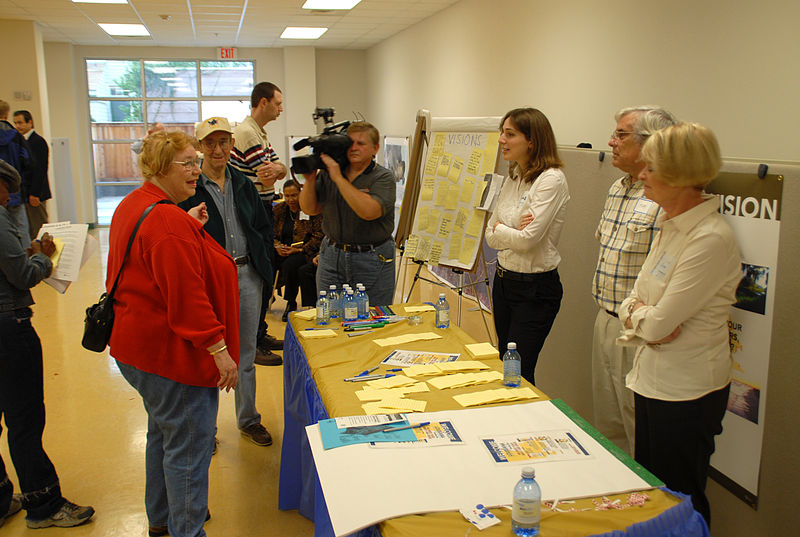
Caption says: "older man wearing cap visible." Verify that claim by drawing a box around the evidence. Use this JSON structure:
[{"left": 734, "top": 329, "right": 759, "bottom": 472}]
[
  {"left": 0, "top": 159, "right": 95, "bottom": 528},
  {"left": 179, "top": 118, "right": 275, "bottom": 448}
]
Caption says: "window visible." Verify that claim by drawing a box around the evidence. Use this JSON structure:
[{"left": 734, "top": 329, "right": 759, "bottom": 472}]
[{"left": 86, "top": 59, "right": 255, "bottom": 224}]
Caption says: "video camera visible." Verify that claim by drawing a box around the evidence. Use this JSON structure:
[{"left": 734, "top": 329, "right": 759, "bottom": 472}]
[{"left": 291, "top": 107, "right": 352, "bottom": 175}]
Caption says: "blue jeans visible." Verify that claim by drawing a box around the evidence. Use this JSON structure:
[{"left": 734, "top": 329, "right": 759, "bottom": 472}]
[
  {"left": 116, "top": 361, "right": 217, "bottom": 537},
  {"left": 316, "top": 237, "right": 396, "bottom": 306},
  {"left": 235, "top": 264, "right": 263, "bottom": 429},
  {"left": 0, "top": 311, "right": 65, "bottom": 521}
]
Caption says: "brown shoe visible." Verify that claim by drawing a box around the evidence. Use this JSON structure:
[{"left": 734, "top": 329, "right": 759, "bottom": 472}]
[
  {"left": 149, "top": 510, "right": 210, "bottom": 536},
  {"left": 240, "top": 423, "right": 273, "bottom": 446},
  {"left": 263, "top": 333, "right": 284, "bottom": 350},
  {"left": 254, "top": 347, "right": 282, "bottom": 366}
]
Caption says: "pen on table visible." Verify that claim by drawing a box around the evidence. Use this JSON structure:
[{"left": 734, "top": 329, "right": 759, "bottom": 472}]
[
  {"left": 366, "top": 421, "right": 431, "bottom": 434},
  {"left": 344, "top": 373, "right": 396, "bottom": 382},
  {"left": 356, "top": 366, "right": 379, "bottom": 377},
  {"left": 344, "top": 323, "right": 387, "bottom": 332},
  {"left": 304, "top": 327, "right": 339, "bottom": 330},
  {"left": 346, "top": 330, "right": 373, "bottom": 338}
]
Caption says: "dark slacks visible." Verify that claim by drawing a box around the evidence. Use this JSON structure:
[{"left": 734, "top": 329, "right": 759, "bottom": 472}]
[
  {"left": 0, "top": 312, "right": 65, "bottom": 520},
  {"left": 257, "top": 198, "right": 275, "bottom": 344},
  {"left": 634, "top": 384, "right": 730, "bottom": 527},
  {"left": 276, "top": 252, "right": 308, "bottom": 307},
  {"left": 492, "top": 268, "right": 562, "bottom": 385},
  {"left": 298, "top": 262, "right": 318, "bottom": 307}
]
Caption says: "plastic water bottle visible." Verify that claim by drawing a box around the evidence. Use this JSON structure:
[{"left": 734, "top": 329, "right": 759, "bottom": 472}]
[
  {"left": 503, "top": 342, "right": 521, "bottom": 387},
  {"left": 512, "top": 466, "right": 541, "bottom": 536},
  {"left": 328, "top": 285, "right": 340, "bottom": 319},
  {"left": 434, "top": 293, "right": 450, "bottom": 329},
  {"left": 356, "top": 284, "right": 369, "bottom": 319},
  {"left": 343, "top": 289, "right": 358, "bottom": 322},
  {"left": 315, "top": 290, "right": 330, "bottom": 325}
]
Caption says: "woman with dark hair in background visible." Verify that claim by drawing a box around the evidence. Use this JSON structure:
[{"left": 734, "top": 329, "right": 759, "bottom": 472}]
[
  {"left": 273, "top": 179, "right": 323, "bottom": 321},
  {"left": 485, "top": 108, "right": 570, "bottom": 385}
]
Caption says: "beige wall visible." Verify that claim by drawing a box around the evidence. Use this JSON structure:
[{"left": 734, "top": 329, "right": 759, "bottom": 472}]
[{"left": 366, "top": 0, "right": 800, "bottom": 162}]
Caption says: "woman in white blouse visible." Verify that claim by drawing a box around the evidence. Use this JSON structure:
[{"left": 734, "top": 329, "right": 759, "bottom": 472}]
[
  {"left": 485, "top": 108, "right": 569, "bottom": 385},
  {"left": 618, "top": 122, "right": 741, "bottom": 526}
]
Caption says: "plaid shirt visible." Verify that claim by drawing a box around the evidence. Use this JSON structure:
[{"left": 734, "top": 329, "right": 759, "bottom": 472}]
[{"left": 592, "top": 175, "right": 660, "bottom": 312}]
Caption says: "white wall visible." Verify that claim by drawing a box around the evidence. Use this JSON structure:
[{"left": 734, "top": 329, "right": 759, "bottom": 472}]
[{"left": 366, "top": 0, "right": 800, "bottom": 162}]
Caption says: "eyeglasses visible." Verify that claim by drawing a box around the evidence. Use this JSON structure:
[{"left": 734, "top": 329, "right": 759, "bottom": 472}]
[
  {"left": 201, "top": 139, "right": 232, "bottom": 151},
  {"left": 173, "top": 158, "right": 201, "bottom": 169},
  {"left": 610, "top": 130, "right": 636, "bottom": 142}
]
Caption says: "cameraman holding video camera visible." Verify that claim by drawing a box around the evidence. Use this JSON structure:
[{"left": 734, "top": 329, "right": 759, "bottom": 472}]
[{"left": 298, "top": 121, "right": 396, "bottom": 306}]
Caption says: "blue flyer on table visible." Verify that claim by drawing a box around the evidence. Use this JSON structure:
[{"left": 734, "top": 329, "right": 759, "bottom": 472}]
[{"left": 319, "top": 416, "right": 418, "bottom": 450}]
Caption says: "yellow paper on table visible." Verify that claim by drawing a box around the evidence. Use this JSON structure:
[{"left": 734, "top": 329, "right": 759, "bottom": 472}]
[
  {"left": 373, "top": 332, "right": 442, "bottom": 347},
  {"left": 372, "top": 398, "right": 428, "bottom": 413},
  {"left": 465, "top": 342, "right": 499, "bottom": 360},
  {"left": 403, "top": 304, "right": 435, "bottom": 313},
  {"left": 49, "top": 238, "right": 65, "bottom": 268},
  {"left": 365, "top": 375, "right": 418, "bottom": 389},
  {"left": 436, "top": 360, "right": 490, "bottom": 372},
  {"left": 362, "top": 399, "right": 427, "bottom": 414},
  {"left": 298, "top": 329, "right": 338, "bottom": 339},
  {"left": 404, "top": 364, "right": 444, "bottom": 377},
  {"left": 428, "top": 373, "right": 473, "bottom": 390},
  {"left": 293, "top": 308, "right": 317, "bottom": 320},
  {"left": 453, "top": 387, "right": 539, "bottom": 407},
  {"left": 361, "top": 383, "right": 430, "bottom": 394}
]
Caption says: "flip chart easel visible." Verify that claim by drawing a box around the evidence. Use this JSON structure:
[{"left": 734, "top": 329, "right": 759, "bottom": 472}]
[{"left": 395, "top": 110, "right": 502, "bottom": 341}]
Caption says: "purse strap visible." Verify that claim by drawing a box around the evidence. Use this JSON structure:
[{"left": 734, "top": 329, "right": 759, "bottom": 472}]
[{"left": 107, "top": 199, "right": 172, "bottom": 300}]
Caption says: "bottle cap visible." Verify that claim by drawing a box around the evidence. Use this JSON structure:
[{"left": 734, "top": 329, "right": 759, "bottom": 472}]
[
  {"left": 521, "top": 466, "right": 535, "bottom": 478},
  {"left": 320, "top": 291, "right": 326, "bottom": 296},
  {"left": 439, "top": 293, "right": 446, "bottom": 299},
  {"left": 329, "top": 284, "right": 336, "bottom": 289},
  {"left": 507, "top": 342, "right": 517, "bottom": 350}
]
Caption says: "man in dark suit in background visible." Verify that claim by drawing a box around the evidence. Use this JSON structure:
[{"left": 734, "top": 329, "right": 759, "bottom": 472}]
[{"left": 13, "top": 110, "right": 51, "bottom": 238}]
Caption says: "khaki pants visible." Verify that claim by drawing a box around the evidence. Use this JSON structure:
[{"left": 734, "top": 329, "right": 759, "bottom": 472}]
[{"left": 25, "top": 201, "right": 48, "bottom": 239}]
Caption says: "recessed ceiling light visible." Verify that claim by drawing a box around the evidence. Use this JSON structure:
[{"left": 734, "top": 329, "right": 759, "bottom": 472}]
[
  {"left": 302, "top": 0, "right": 361, "bottom": 9},
  {"left": 73, "top": 0, "right": 128, "bottom": 4},
  {"left": 280, "top": 27, "right": 328, "bottom": 40},
  {"left": 98, "top": 23, "right": 151, "bottom": 37}
]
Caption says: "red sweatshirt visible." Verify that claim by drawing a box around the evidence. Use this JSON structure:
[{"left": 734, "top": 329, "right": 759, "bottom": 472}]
[{"left": 107, "top": 182, "right": 240, "bottom": 387}]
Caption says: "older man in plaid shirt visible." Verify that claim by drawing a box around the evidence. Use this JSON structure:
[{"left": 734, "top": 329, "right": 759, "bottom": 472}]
[{"left": 591, "top": 106, "right": 677, "bottom": 455}]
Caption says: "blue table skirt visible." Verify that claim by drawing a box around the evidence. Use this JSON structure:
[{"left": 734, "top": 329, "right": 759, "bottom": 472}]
[{"left": 277, "top": 322, "right": 708, "bottom": 537}]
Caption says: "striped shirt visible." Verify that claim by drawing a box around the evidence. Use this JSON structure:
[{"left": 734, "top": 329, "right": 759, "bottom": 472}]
[
  {"left": 592, "top": 175, "right": 660, "bottom": 312},
  {"left": 230, "top": 115, "right": 280, "bottom": 202}
]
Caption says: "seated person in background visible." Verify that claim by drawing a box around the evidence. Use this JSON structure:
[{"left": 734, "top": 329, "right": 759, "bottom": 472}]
[
  {"left": 297, "top": 253, "right": 320, "bottom": 313},
  {"left": 273, "top": 179, "right": 323, "bottom": 321}
]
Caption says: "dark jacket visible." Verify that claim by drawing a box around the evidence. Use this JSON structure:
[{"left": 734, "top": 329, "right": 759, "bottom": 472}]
[
  {"left": 26, "top": 131, "right": 51, "bottom": 201},
  {"left": 179, "top": 163, "right": 273, "bottom": 286},
  {"left": 273, "top": 201, "right": 323, "bottom": 261},
  {"left": 0, "top": 120, "right": 33, "bottom": 204}
]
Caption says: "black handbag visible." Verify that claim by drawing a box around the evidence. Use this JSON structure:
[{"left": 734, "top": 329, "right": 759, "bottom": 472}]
[{"left": 82, "top": 200, "right": 170, "bottom": 352}]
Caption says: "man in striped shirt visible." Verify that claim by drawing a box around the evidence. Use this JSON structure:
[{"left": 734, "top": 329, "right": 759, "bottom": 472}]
[
  {"left": 232, "top": 82, "right": 288, "bottom": 366},
  {"left": 591, "top": 106, "right": 677, "bottom": 455}
]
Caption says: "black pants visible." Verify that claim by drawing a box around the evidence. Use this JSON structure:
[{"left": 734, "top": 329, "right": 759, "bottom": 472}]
[
  {"left": 275, "top": 252, "right": 308, "bottom": 307},
  {"left": 634, "top": 384, "right": 730, "bottom": 527},
  {"left": 492, "top": 268, "right": 562, "bottom": 385},
  {"left": 0, "top": 312, "right": 65, "bottom": 520},
  {"left": 257, "top": 198, "right": 275, "bottom": 343},
  {"left": 298, "top": 262, "right": 318, "bottom": 307}
]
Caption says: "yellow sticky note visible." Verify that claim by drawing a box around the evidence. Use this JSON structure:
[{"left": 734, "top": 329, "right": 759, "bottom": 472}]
[
  {"left": 436, "top": 360, "right": 490, "bottom": 372},
  {"left": 49, "top": 238, "right": 65, "bottom": 269},
  {"left": 424, "top": 155, "right": 438, "bottom": 176},
  {"left": 437, "top": 214, "right": 453, "bottom": 238},
  {"left": 466, "top": 148, "right": 483, "bottom": 175},
  {"left": 373, "top": 398, "right": 428, "bottom": 413},
  {"left": 459, "top": 237, "right": 477, "bottom": 266},
  {"left": 404, "top": 364, "right": 444, "bottom": 377},
  {"left": 448, "top": 235, "right": 462, "bottom": 260},
  {"left": 465, "top": 210, "right": 485, "bottom": 237},
  {"left": 460, "top": 176, "right": 476, "bottom": 204},
  {"left": 427, "top": 209, "right": 441, "bottom": 235},
  {"left": 417, "top": 206, "right": 430, "bottom": 232},
  {"left": 444, "top": 184, "right": 459, "bottom": 211},
  {"left": 453, "top": 208, "right": 469, "bottom": 232},
  {"left": 405, "top": 235, "right": 419, "bottom": 259},
  {"left": 421, "top": 175, "right": 435, "bottom": 201},
  {"left": 433, "top": 133, "right": 446, "bottom": 153},
  {"left": 298, "top": 329, "right": 338, "bottom": 339},
  {"left": 447, "top": 158, "right": 464, "bottom": 183},
  {"left": 437, "top": 153, "right": 452, "bottom": 177},
  {"left": 366, "top": 375, "right": 417, "bottom": 389},
  {"left": 429, "top": 241, "right": 443, "bottom": 266},
  {"left": 416, "top": 237, "right": 431, "bottom": 260},
  {"left": 480, "top": 133, "right": 500, "bottom": 175}
]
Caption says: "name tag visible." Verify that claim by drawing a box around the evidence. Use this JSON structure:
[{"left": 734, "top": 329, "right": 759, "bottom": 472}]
[
  {"left": 299, "top": 211, "right": 310, "bottom": 221},
  {"left": 650, "top": 251, "right": 675, "bottom": 280},
  {"left": 633, "top": 198, "right": 655, "bottom": 215}
]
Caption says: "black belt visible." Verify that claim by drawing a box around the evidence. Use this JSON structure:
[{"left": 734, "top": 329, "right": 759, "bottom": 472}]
[
  {"left": 496, "top": 265, "right": 556, "bottom": 282},
  {"left": 0, "top": 306, "right": 32, "bottom": 322},
  {"left": 233, "top": 254, "right": 250, "bottom": 266},
  {"left": 329, "top": 239, "right": 388, "bottom": 253},
  {"left": 605, "top": 309, "right": 619, "bottom": 318}
]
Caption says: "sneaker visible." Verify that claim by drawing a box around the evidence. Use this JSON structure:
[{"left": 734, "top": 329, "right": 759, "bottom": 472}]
[
  {"left": 26, "top": 500, "right": 94, "bottom": 529},
  {"left": 254, "top": 347, "right": 282, "bottom": 366},
  {"left": 0, "top": 494, "right": 22, "bottom": 528},
  {"left": 263, "top": 333, "right": 284, "bottom": 351},
  {"left": 240, "top": 423, "right": 273, "bottom": 446}
]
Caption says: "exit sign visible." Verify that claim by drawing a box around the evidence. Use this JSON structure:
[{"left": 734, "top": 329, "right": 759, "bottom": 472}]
[{"left": 217, "top": 47, "right": 237, "bottom": 60}]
